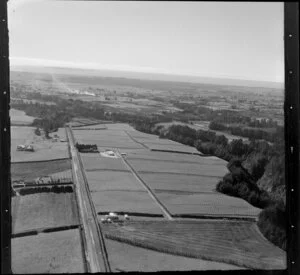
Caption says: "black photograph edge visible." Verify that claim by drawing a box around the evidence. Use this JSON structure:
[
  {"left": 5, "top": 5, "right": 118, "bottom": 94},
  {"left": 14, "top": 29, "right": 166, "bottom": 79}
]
[{"left": 0, "top": 1, "right": 299, "bottom": 274}]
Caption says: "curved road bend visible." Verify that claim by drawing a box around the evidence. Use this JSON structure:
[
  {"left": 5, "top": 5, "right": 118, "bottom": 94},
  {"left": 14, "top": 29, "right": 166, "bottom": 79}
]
[{"left": 66, "top": 126, "right": 111, "bottom": 273}]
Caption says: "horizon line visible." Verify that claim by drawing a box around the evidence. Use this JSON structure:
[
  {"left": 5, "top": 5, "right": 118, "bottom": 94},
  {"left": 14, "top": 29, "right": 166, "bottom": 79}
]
[{"left": 10, "top": 56, "right": 284, "bottom": 86}]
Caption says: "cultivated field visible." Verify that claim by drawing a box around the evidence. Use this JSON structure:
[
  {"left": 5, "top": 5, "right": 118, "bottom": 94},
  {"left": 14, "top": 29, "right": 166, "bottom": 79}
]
[
  {"left": 11, "top": 159, "right": 72, "bottom": 181},
  {"left": 11, "top": 126, "right": 69, "bottom": 162},
  {"left": 105, "top": 239, "right": 243, "bottom": 272},
  {"left": 12, "top": 229, "right": 85, "bottom": 273},
  {"left": 12, "top": 193, "right": 79, "bottom": 234},
  {"left": 48, "top": 169, "right": 73, "bottom": 182},
  {"left": 127, "top": 158, "right": 228, "bottom": 177},
  {"left": 125, "top": 130, "right": 200, "bottom": 153},
  {"left": 68, "top": 117, "right": 105, "bottom": 127},
  {"left": 73, "top": 129, "right": 143, "bottom": 149},
  {"left": 139, "top": 173, "right": 222, "bottom": 193},
  {"left": 81, "top": 154, "right": 128, "bottom": 172},
  {"left": 10, "top": 109, "right": 36, "bottom": 125},
  {"left": 91, "top": 190, "right": 164, "bottom": 215},
  {"left": 126, "top": 151, "right": 226, "bottom": 165},
  {"left": 86, "top": 170, "right": 145, "bottom": 192},
  {"left": 103, "top": 220, "right": 286, "bottom": 270},
  {"left": 155, "top": 192, "right": 261, "bottom": 218}
]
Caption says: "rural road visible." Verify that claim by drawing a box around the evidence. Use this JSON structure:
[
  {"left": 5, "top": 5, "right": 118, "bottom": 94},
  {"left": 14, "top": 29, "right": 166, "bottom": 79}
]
[{"left": 66, "top": 127, "right": 111, "bottom": 273}]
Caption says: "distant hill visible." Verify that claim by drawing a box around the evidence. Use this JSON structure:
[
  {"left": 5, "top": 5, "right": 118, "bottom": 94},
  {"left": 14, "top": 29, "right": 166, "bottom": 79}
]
[{"left": 11, "top": 64, "right": 284, "bottom": 93}]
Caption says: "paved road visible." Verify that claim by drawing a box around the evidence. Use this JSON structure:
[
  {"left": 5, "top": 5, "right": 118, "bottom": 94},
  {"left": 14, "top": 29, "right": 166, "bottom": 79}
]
[{"left": 66, "top": 127, "right": 111, "bottom": 273}]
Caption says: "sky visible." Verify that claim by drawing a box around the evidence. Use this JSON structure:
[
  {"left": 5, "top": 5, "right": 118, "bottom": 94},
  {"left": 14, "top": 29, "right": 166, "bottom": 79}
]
[{"left": 8, "top": 0, "right": 284, "bottom": 84}]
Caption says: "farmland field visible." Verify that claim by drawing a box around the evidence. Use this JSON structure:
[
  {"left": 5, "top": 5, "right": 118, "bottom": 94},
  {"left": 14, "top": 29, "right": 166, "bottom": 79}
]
[
  {"left": 86, "top": 171, "right": 145, "bottom": 192},
  {"left": 127, "top": 158, "right": 228, "bottom": 177},
  {"left": 91, "top": 190, "right": 164, "bottom": 215},
  {"left": 103, "top": 220, "right": 285, "bottom": 270},
  {"left": 12, "top": 229, "right": 85, "bottom": 273},
  {"left": 12, "top": 193, "right": 79, "bottom": 234},
  {"left": 48, "top": 169, "right": 73, "bottom": 182},
  {"left": 126, "top": 150, "right": 226, "bottom": 165},
  {"left": 73, "top": 129, "right": 144, "bottom": 149},
  {"left": 11, "top": 158, "right": 72, "bottom": 181},
  {"left": 105, "top": 239, "right": 243, "bottom": 272},
  {"left": 68, "top": 117, "right": 105, "bottom": 127},
  {"left": 139, "top": 173, "right": 222, "bottom": 193},
  {"left": 81, "top": 154, "right": 128, "bottom": 171},
  {"left": 11, "top": 126, "right": 69, "bottom": 162},
  {"left": 154, "top": 192, "right": 261, "bottom": 218},
  {"left": 10, "top": 108, "right": 36, "bottom": 125}
]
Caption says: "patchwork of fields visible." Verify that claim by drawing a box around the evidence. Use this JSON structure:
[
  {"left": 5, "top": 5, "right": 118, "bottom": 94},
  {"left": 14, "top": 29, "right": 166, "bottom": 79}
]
[
  {"left": 73, "top": 123, "right": 260, "bottom": 219},
  {"left": 103, "top": 220, "right": 286, "bottom": 270},
  {"left": 70, "top": 123, "right": 285, "bottom": 270}
]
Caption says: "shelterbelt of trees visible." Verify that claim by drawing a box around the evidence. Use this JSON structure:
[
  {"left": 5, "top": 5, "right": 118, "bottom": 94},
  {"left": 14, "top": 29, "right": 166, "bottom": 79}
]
[
  {"left": 135, "top": 122, "right": 286, "bottom": 250},
  {"left": 209, "top": 120, "right": 283, "bottom": 143}
]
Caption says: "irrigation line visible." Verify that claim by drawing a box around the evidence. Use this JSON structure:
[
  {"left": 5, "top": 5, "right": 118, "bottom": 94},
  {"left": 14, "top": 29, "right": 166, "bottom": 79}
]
[
  {"left": 117, "top": 150, "right": 173, "bottom": 221},
  {"left": 124, "top": 131, "right": 150, "bottom": 149}
]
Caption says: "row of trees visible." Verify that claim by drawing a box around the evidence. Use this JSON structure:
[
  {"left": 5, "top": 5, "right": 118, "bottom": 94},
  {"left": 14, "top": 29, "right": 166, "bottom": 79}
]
[
  {"left": 209, "top": 121, "right": 283, "bottom": 143},
  {"left": 18, "top": 185, "right": 73, "bottom": 195},
  {"left": 75, "top": 143, "right": 98, "bottom": 153}
]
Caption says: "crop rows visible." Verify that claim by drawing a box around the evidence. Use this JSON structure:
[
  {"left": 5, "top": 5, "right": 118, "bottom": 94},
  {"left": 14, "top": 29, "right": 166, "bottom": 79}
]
[
  {"left": 12, "top": 193, "right": 79, "bottom": 234},
  {"left": 127, "top": 159, "right": 228, "bottom": 177},
  {"left": 91, "top": 191, "right": 164, "bottom": 215},
  {"left": 81, "top": 154, "right": 129, "bottom": 171},
  {"left": 155, "top": 192, "right": 261, "bottom": 217},
  {"left": 102, "top": 221, "right": 285, "bottom": 270}
]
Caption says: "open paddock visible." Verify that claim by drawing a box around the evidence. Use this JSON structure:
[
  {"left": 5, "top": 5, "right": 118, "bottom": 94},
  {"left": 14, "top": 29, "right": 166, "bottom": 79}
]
[
  {"left": 12, "top": 193, "right": 79, "bottom": 234},
  {"left": 105, "top": 123, "right": 136, "bottom": 131},
  {"left": 48, "top": 169, "right": 73, "bottom": 182},
  {"left": 128, "top": 159, "right": 228, "bottom": 178},
  {"left": 12, "top": 229, "right": 85, "bottom": 273},
  {"left": 10, "top": 109, "right": 36, "bottom": 125},
  {"left": 11, "top": 158, "right": 72, "bottom": 182},
  {"left": 69, "top": 117, "right": 104, "bottom": 127},
  {"left": 91, "top": 191, "right": 164, "bottom": 215},
  {"left": 105, "top": 239, "right": 242, "bottom": 272},
  {"left": 139, "top": 173, "right": 221, "bottom": 193},
  {"left": 86, "top": 170, "right": 144, "bottom": 192},
  {"left": 155, "top": 192, "right": 261, "bottom": 218},
  {"left": 125, "top": 130, "right": 159, "bottom": 140},
  {"left": 11, "top": 126, "right": 69, "bottom": 162},
  {"left": 74, "top": 134, "right": 143, "bottom": 149},
  {"left": 73, "top": 129, "right": 129, "bottom": 139},
  {"left": 81, "top": 154, "right": 129, "bottom": 171},
  {"left": 126, "top": 150, "right": 227, "bottom": 165},
  {"left": 103, "top": 220, "right": 285, "bottom": 270}
]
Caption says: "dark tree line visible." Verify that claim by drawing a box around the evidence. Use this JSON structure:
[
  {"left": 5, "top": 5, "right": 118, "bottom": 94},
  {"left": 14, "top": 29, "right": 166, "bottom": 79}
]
[{"left": 209, "top": 121, "right": 283, "bottom": 143}]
